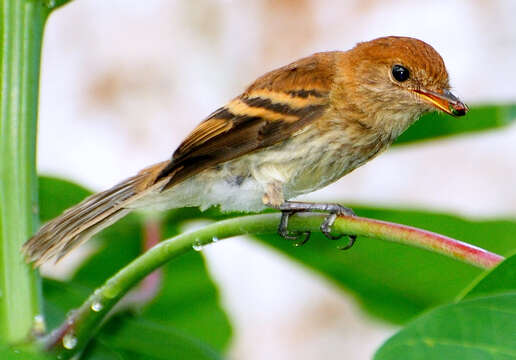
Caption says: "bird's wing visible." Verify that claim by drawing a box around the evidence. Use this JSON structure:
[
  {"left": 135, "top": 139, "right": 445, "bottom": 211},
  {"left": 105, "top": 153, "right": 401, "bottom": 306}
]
[{"left": 156, "top": 52, "right": 339, "bottom": 190}]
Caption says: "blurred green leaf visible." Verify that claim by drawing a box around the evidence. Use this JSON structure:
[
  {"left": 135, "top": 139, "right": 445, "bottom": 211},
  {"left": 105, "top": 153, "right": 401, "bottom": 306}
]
[
  {"left": 394, "top": 104, "right": 516, "bottom": 146},
  {"left": 39, "top": 177, "right": 232, "bottom": 358},
  {"left": 374, "top": 293, "right": 516, "bottom": 360},
  {"left": 78, "top": 342, "right": 124, "bottom": 360},
  {"left": 460, "top": 252, "right": 516, "bottom": 300},
  {"left": 38, "top": 176, "right": 91, "bottom": 222},
  {"left": 253, "top": 207, "right": 516, "bottom": 324},
  {"left": 375, "top": 252, "right": 516, "bottom": 359},
  {"left": 0, "top": 343, "right": 50, "bottom": 360},
  {"left": 142, "top": 251, "right": 232, "bottom": 350},
  {"left": 81, "top": 317, "right": 223, "bottom": 360}
]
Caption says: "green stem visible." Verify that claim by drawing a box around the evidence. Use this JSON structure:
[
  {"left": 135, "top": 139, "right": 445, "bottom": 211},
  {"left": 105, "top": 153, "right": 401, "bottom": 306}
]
[
  {"left": 44, "top": 213, "right": 504, "bottom": 358},
  {"left": 0, "top": 0, "right": 74, "bottom": 345},
  {"left": 0, "top": 0, "right": 54, "bottom": 343},
  {"left": 46, "top": 0, "right": 75, "bottom": 11}
]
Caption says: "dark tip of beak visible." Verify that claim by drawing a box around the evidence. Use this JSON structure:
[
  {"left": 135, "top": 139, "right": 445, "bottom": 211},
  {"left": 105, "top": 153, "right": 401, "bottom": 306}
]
[
  {"left": 451, "top": 105, "right": 467, "bottom": 117},
  {"left": 449, "top": 100, "right": 468, "bottom": 116},
  {"left": 443, "top": 89, "right": 468, "bottom": 117}
]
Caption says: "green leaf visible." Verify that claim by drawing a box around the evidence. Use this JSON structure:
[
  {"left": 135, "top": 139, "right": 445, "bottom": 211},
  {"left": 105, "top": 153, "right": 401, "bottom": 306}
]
[
  {"left": 38, "top": 176, "right": 92, "bottom": 222},
  {"left": 84, "top": 318, "right": 223, "bottom": 360},
  {"left": 254, "top": 207, "right": 516, "bottom": 324},
  {"left": 39, "top": 177, "right": 232, "bottom": 358},
  {"left": 142, "top": 251, "right": 232, "bottom": 351},
  {"left": 374, "top": 293, "right": 516, "bottom": 360},
  {"left": 0, "top": 343, "right": 50, "bottom": 360},
  {"left": 460, "top": 252, "right": 516, "bottom": 300},
  {"left": 394, "top": 104, "right": 516, "bottom": 146}
]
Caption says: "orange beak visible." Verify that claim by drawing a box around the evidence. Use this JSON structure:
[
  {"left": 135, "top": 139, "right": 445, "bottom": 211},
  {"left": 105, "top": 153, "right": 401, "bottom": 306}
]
[{"left": 412, "top": 88, "right": 468, "bottom": 117}]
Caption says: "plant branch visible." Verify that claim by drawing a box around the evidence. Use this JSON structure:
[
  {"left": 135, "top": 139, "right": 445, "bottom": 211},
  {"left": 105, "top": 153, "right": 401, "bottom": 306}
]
[
  {"left": 43, "top": 212, "right": 504, "bottom": 358},
  {"left": 0, "top": 0, "right": 76, "bottom": 344},
  {"left": 115, "top": 218, "right": 163, "bottom": 312},
  {"left": 0, "top": 0, "right": 51, "bottom": 343}
]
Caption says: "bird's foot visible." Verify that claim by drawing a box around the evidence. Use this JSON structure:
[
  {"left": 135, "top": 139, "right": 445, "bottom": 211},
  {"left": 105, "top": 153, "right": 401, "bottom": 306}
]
[
  {"left": 278, "top": 210, "right": 311, "bottom": 247},
  {"left": 277, "top": 202, "right": 357, "bottom": 249}
]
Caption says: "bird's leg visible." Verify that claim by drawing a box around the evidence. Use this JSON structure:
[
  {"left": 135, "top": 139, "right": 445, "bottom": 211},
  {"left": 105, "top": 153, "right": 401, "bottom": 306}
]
[
  {"left": 263, "top": 181, "right": 310, "bottom": 246},
  {"left": 278, "top": 201, "right": 357, "bottom": 250}
]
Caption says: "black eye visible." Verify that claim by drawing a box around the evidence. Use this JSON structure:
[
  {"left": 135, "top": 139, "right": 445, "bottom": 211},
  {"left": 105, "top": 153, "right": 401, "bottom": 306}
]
[{"left": 392, "top": 64, "right": 410, "bottom": 82}]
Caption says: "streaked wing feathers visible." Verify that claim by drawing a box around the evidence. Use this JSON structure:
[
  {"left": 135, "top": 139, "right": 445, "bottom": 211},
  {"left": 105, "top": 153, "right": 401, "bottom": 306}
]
[{"left": 157, "top": 52, "right": 338, "bottom": 189}]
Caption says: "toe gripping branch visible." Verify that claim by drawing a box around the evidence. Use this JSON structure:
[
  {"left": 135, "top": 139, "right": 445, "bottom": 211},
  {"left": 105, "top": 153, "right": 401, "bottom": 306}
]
[{"left": 277, "top": 202, "right": 357, "bottom": 250}]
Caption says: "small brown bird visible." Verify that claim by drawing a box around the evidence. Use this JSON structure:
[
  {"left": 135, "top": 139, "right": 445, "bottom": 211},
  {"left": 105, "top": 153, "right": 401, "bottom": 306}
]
[{"left": 24, "top": 36, "right": 468, "bottom": 266}]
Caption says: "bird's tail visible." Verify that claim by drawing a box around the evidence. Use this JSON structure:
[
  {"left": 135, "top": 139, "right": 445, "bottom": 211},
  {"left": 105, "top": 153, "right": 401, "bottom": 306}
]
[{"left": 23, "top": 161, "right": 169, "bottom": 267}]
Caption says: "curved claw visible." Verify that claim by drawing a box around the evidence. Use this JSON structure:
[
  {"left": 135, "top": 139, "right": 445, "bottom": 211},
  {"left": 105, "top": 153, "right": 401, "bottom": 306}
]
[
  {"left": 279, "top": 226, "right": 300, "bottom": 241},
  {"left": 279, "top": 228, "right": 312, "bottom": 247},
  {"left": 292, "top": 231, "right": 311, "bottom": 247},
  {"left": 277, "top": 202, "right": 357, "bottom": 250},
  {"left": 278, "top": 210, "right": 312, "bottom": 246},
  {"left": 320, "top": 209, "right": 357, "bottom": 249}
]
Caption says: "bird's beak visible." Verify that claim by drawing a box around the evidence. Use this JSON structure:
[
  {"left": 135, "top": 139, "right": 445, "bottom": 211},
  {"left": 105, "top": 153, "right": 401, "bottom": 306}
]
[{"left": 412, "top": 88, "right": 468, "bottom": 117}]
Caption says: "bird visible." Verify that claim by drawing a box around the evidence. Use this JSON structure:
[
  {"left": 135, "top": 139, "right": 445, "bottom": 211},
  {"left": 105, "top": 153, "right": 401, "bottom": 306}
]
[{"left": 23, "top": 36, "right": 468, "bottom": 266}]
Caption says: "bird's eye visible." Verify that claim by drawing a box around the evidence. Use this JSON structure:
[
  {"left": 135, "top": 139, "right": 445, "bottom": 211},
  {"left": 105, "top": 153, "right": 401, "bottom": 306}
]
[{"left": 392, "top": 64, "right": 410, "bottom": 82}]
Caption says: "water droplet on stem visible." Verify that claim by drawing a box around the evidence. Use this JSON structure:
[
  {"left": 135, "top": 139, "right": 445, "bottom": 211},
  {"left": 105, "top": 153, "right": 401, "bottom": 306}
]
[
  {"left": 91, "top": 301, "right": 103, "bottom": 312},
  {"left": 192, "top": 239, "right": 203, "bottom": 251},
  {"left": 33, "top": 314, "right": 46, "bottom": 334},
  {"left": 62, "top": 332, "right": 77, "bottom": 350}
]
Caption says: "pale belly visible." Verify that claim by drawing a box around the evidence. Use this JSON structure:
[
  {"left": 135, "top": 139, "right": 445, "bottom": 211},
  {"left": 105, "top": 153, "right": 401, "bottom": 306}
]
[{"left": 132, "top": 126, "right": 387, "bottom": 213}]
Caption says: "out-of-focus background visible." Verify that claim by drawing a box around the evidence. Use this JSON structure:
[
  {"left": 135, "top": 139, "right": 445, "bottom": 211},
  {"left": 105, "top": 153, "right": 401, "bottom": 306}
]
[{"left": 38, "top": 1, "right": 516, "bottom": 359}]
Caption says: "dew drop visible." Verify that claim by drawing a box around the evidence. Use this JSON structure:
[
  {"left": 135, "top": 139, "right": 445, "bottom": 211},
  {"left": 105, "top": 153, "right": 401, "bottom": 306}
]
[
  {"left": 192, "top": 239, "right": 203, "bottom": 251},
  {"left": 45, "top": 0, "right": 56, "bottom": 8},
  {"left": 91, "top": 301, "right": 103, "bottom": 312},
  {"left": 33, "top": 314, "right": 46, "bottom": 334},
  {"left": 212, "top": 236, "right": 219, "bottom": 243},
  {"left": 62, "top": 332, "right": 77, "bottom": 350}
]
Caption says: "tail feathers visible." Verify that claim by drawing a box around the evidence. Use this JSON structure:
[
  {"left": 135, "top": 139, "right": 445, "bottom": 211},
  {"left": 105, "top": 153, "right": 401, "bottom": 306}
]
[{"left": 23, "top": 161, "right": 169, "bottom": 267}]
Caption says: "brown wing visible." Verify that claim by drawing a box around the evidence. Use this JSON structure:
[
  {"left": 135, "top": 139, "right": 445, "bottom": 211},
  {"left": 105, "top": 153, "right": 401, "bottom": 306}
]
[{"left": 157, "top": 52, "right": 339, "bottom": 190}]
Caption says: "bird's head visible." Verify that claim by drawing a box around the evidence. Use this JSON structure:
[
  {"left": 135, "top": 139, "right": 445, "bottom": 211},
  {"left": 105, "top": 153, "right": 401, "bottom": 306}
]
[{"left": 334, "top": 36, "right": 468, "bottom": 133}]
